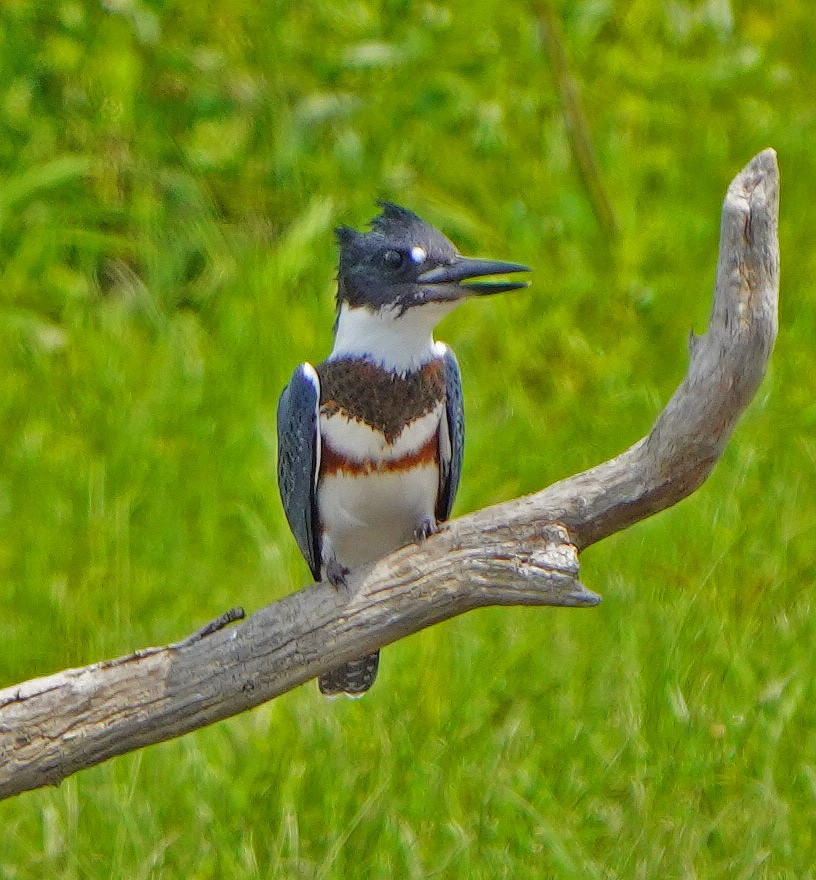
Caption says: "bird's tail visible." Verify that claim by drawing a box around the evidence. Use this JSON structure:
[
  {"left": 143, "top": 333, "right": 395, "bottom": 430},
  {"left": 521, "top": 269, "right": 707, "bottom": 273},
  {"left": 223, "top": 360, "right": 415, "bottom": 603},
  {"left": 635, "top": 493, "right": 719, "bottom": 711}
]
[{"left": 318, "top": 651, "right": 380, "bottom": 698}]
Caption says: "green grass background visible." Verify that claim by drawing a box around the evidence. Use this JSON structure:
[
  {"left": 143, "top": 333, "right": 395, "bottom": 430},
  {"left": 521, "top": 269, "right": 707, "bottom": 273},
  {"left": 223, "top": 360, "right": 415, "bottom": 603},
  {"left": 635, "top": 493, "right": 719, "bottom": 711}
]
[{"left": 1, "top": 1, "right": 814, "bottom": 877}]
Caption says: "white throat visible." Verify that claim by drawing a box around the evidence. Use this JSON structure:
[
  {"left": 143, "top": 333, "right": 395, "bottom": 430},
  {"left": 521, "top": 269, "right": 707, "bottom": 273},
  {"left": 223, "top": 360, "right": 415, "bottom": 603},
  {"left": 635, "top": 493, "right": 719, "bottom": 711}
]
[{"left": 330, "top": 301, "right": 457, "bottom": 372}]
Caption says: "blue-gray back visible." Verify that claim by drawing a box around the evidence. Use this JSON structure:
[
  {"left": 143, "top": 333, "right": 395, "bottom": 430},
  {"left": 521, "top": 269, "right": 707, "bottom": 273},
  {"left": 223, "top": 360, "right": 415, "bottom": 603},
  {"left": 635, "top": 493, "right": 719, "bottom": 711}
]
[
  {"left": 276, "top": 364, "right": 321, "bottom": 580},
  {"left": 437, "top": 346, "right": 464, "bottom": 522}
]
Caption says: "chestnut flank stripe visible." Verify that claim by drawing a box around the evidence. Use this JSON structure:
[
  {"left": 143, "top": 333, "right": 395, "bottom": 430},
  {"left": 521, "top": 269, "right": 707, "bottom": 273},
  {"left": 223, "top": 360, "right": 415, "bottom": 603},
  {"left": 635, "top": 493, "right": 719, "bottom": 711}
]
[{"left": 320, "top": 433, "right": 439, "bottom": 477}]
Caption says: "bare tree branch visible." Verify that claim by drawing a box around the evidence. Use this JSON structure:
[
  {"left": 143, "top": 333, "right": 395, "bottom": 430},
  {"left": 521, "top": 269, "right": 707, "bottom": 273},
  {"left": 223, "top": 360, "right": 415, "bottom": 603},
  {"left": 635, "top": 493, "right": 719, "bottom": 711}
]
[{"left": 0, "top": 150, "right": 779, "bottom": 801}]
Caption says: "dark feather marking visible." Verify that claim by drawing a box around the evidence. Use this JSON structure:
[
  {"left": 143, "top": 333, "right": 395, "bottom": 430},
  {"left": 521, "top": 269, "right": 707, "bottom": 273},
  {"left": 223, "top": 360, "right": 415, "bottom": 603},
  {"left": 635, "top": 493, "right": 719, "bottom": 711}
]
[{"left": 316, "top": 357, "right": 445, "bottom": 443}]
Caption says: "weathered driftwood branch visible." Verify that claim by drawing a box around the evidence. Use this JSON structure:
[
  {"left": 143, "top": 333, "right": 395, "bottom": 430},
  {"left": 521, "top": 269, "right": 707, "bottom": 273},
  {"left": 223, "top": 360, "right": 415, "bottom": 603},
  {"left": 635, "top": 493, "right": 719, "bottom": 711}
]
[{"left": 0, "top": 150, "right": 779, "bottom": 800}]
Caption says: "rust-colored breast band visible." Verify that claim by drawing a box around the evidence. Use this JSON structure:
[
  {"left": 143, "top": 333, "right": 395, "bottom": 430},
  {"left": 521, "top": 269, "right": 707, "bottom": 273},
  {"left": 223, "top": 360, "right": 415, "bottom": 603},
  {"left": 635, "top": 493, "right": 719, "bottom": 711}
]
[{"left": 320, "top": 432, "right": 439, "bottom": 477}]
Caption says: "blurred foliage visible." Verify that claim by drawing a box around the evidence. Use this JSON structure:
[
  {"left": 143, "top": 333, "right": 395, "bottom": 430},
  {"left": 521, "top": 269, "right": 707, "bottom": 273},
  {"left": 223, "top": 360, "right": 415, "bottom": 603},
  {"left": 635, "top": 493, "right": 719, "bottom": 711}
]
[{"left": 1, "top": 0, "right": 815, "bottom": 877}]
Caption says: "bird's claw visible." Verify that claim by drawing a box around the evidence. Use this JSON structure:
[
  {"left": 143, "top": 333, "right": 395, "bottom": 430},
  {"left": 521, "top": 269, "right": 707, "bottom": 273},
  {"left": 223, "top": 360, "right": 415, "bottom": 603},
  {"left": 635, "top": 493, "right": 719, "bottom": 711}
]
[
  {"left": 413, "top": 518, "right": 437, "bottom": 544},
  {"left": 326, "top": 557, "right": 350, "bottom": 588}
]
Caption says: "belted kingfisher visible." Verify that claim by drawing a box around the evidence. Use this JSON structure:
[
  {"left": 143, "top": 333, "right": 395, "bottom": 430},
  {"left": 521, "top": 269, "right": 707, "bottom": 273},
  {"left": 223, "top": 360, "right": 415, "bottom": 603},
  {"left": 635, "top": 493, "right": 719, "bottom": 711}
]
[{"left": 277, "top": 202, "right": 529, "bottom": 696}]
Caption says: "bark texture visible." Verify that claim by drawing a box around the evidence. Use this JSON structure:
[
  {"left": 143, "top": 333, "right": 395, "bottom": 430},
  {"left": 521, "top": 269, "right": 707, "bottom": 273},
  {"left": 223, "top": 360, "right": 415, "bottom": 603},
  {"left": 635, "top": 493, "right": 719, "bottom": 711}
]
[{"left": 0, "top": 150, "right": 779, "bottom": 800}]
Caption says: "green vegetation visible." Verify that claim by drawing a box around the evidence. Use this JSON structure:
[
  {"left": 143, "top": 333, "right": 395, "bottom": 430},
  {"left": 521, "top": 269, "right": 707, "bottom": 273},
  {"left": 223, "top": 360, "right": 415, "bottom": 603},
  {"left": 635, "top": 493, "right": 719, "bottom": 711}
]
[{"left": 1, "top": 1, "right": 813, "bottom": 876}]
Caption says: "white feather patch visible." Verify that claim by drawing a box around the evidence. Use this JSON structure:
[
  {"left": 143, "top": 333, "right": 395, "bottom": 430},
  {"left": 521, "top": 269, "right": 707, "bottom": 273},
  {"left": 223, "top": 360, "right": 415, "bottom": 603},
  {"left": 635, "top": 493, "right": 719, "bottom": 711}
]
[
  {"left": 300, "top": 361, "right": 320, "bottom": 393},
  {"left": 317, "top": 465, "right": 438, "bottom": 568},
  {"left": 321, "top": 404, "right": 443, "bottom": 462},
  {"left": 330, "top": 302, "right": 457, "bottom": 372},
  {"left": 432, "top": 340, "right": 451, "bottom": 359}
]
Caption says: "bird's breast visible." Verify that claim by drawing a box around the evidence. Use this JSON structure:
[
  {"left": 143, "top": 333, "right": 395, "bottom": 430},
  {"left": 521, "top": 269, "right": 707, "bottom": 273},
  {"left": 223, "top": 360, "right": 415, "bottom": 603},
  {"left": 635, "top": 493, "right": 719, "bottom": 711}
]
[
  {"left": 316, "top": 356, "right": 446, "bottom": 443},
  {"left": 314, "top": 355, "right": 446, "bottom": 567},
  {"left": 316, "top": 397, "right": 443, "bottom": 550},
  {"left": 318, "top": 404, "right": 443, "bottom": 468}
]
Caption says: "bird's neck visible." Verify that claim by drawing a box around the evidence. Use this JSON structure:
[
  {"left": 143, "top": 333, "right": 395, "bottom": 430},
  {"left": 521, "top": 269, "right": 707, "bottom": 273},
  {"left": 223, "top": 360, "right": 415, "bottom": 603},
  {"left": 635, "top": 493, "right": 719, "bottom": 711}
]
[{"left": 329, "top": 302, "right": 455, "bottom": 373}]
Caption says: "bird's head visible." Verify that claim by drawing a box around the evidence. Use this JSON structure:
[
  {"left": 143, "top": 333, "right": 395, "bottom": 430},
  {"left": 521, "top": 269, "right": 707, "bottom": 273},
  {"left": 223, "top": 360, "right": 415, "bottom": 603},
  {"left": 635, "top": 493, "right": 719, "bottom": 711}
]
[{"left": 335, "top": 202, "right": 529, "bottom": 318}]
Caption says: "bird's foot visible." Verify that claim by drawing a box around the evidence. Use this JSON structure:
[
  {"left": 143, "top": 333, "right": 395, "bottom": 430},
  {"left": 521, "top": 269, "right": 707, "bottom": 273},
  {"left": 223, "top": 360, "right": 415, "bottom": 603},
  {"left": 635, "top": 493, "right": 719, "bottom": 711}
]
[
  {"left": 413, "top": 518, "right": 438, "bottom": 544},
  {"left": 325, "top": 557, "right": 350, "bottom": 588}
]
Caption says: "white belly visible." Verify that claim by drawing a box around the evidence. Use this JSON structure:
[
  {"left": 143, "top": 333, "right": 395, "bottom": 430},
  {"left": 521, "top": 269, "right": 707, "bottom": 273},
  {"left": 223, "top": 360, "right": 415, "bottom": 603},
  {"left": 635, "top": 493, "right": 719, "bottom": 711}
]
[
  {"left": 318, "top": 464, "right": 438, "bottom": 568},
  {"left": 317, "top": 406, "right": 443, "bottom": 570}
]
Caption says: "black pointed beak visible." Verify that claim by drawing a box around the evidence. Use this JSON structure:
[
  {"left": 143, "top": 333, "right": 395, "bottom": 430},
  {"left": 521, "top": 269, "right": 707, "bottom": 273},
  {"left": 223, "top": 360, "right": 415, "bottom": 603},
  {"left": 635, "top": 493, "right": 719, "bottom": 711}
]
[{"left": 416, "top": 256, "right": 530, "bottom": 301}]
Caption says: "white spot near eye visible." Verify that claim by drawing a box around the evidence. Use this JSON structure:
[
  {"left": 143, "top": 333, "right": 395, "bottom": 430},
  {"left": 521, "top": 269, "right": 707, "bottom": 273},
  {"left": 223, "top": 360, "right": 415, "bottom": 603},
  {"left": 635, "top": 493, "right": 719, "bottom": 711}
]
[{"left": 410, "top": 246, "right": 426, "bottom": 264}]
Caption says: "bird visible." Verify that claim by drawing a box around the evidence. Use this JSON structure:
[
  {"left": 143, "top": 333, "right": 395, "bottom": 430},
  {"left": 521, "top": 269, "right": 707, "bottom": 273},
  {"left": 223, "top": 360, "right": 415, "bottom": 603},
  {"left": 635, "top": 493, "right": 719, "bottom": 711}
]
[{"left": 276, "top": 201, "right": 529, "bottom": 697}]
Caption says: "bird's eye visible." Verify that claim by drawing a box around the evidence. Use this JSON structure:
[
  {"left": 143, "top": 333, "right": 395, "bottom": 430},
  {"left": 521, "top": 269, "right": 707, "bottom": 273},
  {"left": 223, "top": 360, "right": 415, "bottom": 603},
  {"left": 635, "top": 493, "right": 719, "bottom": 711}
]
[{"left": 382, "top": 249, "right": 404, "bottom": 269}]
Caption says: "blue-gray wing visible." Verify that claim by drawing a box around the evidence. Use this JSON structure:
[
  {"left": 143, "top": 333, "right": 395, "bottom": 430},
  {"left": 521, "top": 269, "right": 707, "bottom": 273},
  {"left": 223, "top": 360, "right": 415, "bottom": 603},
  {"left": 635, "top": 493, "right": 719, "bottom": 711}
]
[
  {"left": 277, "top": 363, "right": 322, "bottom": 580},
  {"left": 436, "top": 345, "right": 464, "bottom": 523}
]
